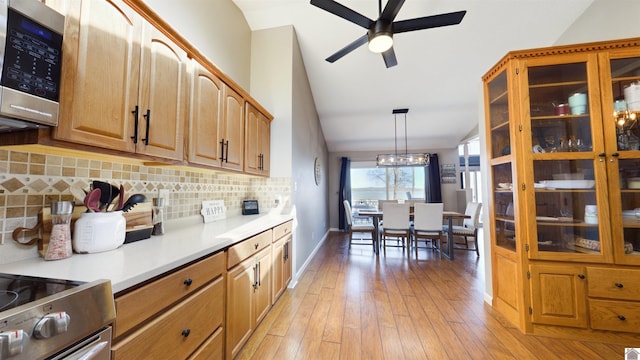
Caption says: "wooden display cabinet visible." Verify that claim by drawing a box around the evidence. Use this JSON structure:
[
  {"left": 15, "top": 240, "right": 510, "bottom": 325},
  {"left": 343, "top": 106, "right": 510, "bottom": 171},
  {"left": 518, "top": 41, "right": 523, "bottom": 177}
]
[{"left": 483, "top": 37, "right": 640, "bottom": 343}]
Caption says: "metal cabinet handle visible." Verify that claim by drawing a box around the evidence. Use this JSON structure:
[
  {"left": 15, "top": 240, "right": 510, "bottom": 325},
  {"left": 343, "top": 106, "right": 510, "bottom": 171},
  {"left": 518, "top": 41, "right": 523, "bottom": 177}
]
[
  {"left": 181, "top": 329, "right": 191, "bottom": 337},
  {"left": 130, "top": 105, "right": 139, "bottom": 144},
  {"left": 224, "top": 140, "right": 230, "bottom": 162},
  {"left": 618, "top": 315, "right": 626, "bottom": 321},
  {"left": 184, "top": 278, "right": 193, "bottom": 286},
  {"left": 257, "top": 262, "right": 261, "bottom": 287},
  {"left": 142, "top": 109, "right": 151, "bottom": 145},
  {"left": 254, "top": 243, "right": 259, "bottom": 249},
  {"left": 577, "top": 274, "right": 585, "bottom": 279},
  {"left": 220, "top": 139, "right": 225, "bottom": 162},
  {"left": 252, "top": 264, "right": 258, "bottom": 289},
  {"left": 615, "top": 282, "right": 624, "bottom": 288}
]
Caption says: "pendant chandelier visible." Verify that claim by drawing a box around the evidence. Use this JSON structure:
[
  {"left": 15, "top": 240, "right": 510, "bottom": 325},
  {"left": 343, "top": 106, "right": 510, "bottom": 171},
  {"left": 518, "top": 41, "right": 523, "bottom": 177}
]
[{"left": 376, "top": 108, "right": 430, "bottom": 167}]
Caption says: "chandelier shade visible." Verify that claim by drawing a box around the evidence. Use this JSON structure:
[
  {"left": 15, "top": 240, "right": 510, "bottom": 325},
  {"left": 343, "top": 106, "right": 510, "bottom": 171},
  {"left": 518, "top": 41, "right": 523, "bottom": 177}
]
[{"left": 376, "top": 108, "right": 429, "bottom": 167}]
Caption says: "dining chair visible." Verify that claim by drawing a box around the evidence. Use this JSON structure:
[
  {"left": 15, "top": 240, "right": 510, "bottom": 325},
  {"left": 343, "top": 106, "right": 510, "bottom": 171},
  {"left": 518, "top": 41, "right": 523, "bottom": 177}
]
[
  {"left": 343, "top": 200, "right": 376, "bottom": 249},
  {"left": 412, "top": 203, "right": 444, "bottom": 258},
  {"left": 380, "top": 202, "right": 411, "bottom": 255},
  {"left": 443, "top": 202, "right": 482, "bottom": 256}
]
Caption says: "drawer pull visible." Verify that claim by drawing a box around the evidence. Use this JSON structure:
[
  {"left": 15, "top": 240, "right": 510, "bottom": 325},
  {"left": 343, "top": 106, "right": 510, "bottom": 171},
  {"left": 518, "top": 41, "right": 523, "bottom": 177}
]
[
  {"left": 577, "top": 274, "right": 585, "bottom": 279},
  {"left": 182, "top": 329, "right": 191, "bottom": 337},
  {"left": 615, "top": 283, "right": 624, "bottom": 288},
  {"left": 184, "top": 278, "right": 193, "bottom": 286},
  {"left": 254, "top": 243, "right": 259, "bottom": 249},
  {"left": 618, "top": 315, "right": 626, "bottom": 321}
]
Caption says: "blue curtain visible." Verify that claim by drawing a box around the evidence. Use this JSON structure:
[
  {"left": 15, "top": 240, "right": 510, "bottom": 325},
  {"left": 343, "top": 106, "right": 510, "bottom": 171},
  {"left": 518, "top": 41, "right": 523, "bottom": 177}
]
[
  {"left": 425, "top": 153, "right": 442, "bottom": 203},
  {"left": 338, "top": 157, "right": 351, "bottom": 231}
]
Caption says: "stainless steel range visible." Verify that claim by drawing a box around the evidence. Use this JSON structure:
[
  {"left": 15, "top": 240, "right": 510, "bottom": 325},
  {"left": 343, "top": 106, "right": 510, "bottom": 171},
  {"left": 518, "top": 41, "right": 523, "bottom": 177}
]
[{"left": 0, "top": 274, "right": 115, "bottom": 359}]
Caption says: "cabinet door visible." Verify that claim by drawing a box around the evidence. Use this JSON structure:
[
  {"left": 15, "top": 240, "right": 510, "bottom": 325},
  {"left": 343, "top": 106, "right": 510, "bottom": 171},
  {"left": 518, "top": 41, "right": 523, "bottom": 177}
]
[
  {"left": 244, "top": 103, "right": 271, "bottom": 176},
  {"left": 254, "top": 247, "right": 272, "bottom": 325},
  {"left": 521, "top": 54, "right": 612, "bottom": 263},
  {"left": 53, "top": 0, "right": 141, "bottom": 152},
  {"left": 272, "top": 238, "right": 284, "bottom": 304},
  {"left": 136, "top": 24, "right": 188, "bottom": 160},
  {"left": 529, "top": 263, "right": 588, "bottom": 328},
  {"left": 226, "top": 259, "right": 254, "bottom": 360},
  {"left": 220, "top": 85, "right": 244, "bottom": 171},
  {"left": 188, "top": 61, "right": 223, "bottom": 167},
  {"left": 598, "top": 50, "right": 640, "bottom": 265},
  {"left": 283, "top": 237, "right": 292, "bottom": 286}
]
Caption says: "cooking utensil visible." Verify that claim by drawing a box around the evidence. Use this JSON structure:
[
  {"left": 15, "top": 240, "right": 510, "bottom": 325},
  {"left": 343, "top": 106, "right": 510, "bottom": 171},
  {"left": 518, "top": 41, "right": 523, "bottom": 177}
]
[
  {"left": 105, "top": 183, "right": 120, "bottom": 210},
  {"left": 115, "top": 185, "right": 125, "bottom": 211},
  {"left": 121, "top": 194, "right": 147, "bottom": 212},
  {"left": 92, "top": 181, "right": 112, "bottom": 211},
  {"left": 84, "top": 188, "right": 102, "bottom": 212}
]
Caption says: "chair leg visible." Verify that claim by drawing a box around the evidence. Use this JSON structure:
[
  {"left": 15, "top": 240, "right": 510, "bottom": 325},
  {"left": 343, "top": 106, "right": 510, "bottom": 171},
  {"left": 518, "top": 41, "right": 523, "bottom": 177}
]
[{"left": 474, "top": 236, "right": 479, "bottom": 257}]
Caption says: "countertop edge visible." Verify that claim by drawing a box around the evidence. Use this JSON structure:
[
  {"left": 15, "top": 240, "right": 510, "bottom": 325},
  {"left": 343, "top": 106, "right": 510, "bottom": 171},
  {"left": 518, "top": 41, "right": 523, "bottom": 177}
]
[{"left": 0, "top": 212, "right": 295, "bottom": 293}]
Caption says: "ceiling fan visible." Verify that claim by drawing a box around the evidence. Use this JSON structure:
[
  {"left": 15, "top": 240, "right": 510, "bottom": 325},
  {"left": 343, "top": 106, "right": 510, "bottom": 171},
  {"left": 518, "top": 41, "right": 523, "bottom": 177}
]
[{"left": 310, "top": 0, "right": 466, "bottom": 68}]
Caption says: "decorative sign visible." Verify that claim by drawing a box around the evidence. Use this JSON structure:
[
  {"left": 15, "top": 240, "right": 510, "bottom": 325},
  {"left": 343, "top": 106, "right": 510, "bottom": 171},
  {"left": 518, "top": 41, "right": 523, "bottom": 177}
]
[
  {"left": 201, "top": 200, "right": 226, "bottom": 223},
  {"left": 441, "top": 164, "right": 457, "bottom": 184}
]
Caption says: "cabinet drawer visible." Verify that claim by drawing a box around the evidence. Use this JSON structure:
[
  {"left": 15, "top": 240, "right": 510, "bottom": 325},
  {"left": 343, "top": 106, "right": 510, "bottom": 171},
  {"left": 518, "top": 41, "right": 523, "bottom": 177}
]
[
  {"left": 114, "top": 251, "right": 225, "bottom": 338},
  {"left": 587, "top": 267, "right": 640, "bottom": 301},
  {"left": 112, "top": 276, "right": 225, "bottom": 359},
  {"left": 273, "top": 220, "right": 292, "bottom": 241},
  {"left": 589, "top": 299, "right": 640, "bottom": 333},
  {"left": 228, "top": 230, "right": 272, "bottom": 269},
  {"left": 188, "top": 326, "right": 223, "bottom": 360}
]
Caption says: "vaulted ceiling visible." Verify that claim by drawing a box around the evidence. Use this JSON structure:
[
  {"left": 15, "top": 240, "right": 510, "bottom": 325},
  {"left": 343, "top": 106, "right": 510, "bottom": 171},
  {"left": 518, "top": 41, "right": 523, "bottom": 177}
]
[{"left": 233, "top": 0, "right": 595, "bottom": 153}]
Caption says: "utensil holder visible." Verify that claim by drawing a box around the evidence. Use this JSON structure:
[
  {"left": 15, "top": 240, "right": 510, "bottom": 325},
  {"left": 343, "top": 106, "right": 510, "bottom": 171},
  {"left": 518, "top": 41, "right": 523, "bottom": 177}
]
[{"left": 73, "top": 211, "right": 126, "bottom": 253}]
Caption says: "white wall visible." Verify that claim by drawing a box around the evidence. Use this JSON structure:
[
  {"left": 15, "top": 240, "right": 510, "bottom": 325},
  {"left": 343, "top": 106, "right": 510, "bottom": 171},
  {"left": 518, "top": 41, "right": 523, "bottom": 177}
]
[
  {"left": 554, "top": 0, "right": 640, "bottom": 45},
  {"left": 143, "top": 0, "right": 252, "bottom": 89},
  {"left": 250, "top": 26, "right": 330, "bottom": 276}
]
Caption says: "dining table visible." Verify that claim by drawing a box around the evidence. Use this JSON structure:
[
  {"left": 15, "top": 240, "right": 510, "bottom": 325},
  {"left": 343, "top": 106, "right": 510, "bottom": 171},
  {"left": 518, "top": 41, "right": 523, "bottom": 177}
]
[{"left": 356, "top": 209, "right": 470, "bottom": 259}]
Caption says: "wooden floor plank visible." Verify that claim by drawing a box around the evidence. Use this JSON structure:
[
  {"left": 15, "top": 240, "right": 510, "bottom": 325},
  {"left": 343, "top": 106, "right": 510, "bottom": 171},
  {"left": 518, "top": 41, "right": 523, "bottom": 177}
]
[{"left": 237, "top": 231, "right": 634, "bottom": 360}]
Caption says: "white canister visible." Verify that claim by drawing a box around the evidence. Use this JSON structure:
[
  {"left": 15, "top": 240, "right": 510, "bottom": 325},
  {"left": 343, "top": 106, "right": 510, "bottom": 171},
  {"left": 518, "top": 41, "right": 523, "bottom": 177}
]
[
  {"left": 624, "top": 82, "right": 640, "bottom": 111},
  {"left": 568, "top": 93, "right": 587, "bottom": 115},
  {"left": 584, "top": 205, "right": 598, "bottom": 224},
  {"left": 73, "top": 211, "right": 126, "bottom": 253}
]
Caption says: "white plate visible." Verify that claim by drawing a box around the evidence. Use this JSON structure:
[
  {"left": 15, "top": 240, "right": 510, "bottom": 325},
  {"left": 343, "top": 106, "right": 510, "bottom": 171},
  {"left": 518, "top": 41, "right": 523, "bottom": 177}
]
[
  {"left": 540, "top": 180, "right": 595, "bottom": 189},
  {"left": 536, "top": 216, "right": 559, "bottom": 222}
]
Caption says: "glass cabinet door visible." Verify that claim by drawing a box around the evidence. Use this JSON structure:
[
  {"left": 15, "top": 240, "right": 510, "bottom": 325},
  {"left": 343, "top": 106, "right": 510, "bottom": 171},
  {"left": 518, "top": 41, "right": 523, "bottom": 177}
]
[
  {"left": 602, "top": 53, "right": 640, "bottom": 264},
  {"left": 523, "top": 56, "right": 611, "bottom": 261},
  {"left": 487, "top": 69, "right": 517, "bottom": 252}
]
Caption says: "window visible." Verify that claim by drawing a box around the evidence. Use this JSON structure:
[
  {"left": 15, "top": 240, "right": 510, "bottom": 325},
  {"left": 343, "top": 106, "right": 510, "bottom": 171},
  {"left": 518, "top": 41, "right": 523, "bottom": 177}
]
[{"left": 350, "top": 162, "right": 425, "bottom": 209}]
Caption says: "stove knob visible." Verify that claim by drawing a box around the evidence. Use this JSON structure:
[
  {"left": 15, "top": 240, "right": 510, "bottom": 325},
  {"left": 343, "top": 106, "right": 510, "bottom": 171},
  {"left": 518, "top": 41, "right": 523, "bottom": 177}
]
[
  {"left": 0, "top": 329, "right": 27, "bottom": 358},
  {"left": 33, "top": 312, "right": 70, "bottom": 339}
]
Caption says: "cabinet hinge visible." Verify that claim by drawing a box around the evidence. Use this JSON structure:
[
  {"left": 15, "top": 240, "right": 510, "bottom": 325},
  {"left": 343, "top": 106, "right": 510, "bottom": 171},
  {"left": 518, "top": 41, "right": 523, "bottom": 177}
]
[
  {"left": 521, "top": 183, "right": 526, "bottom": 191},
  {"left": 515, "top": 67, "right": 519, "bottom": 75},
  {"left": 525, "top": 243, "right": 529, "bottom": 252},
  {"left": 519, "top": 124, "right": 523, "bottom": 132},
  {"left": 527, "top": 271, "right": 531, "bottom": 279},
  {"left": 529, "top": 307, "right": 533, "bottom": 315}
]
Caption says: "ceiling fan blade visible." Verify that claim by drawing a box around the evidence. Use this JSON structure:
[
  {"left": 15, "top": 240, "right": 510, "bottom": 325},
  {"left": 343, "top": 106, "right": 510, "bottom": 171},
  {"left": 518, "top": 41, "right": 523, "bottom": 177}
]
[
  {"left": 310, "top": 0, "right": 373, "bottom": 29},
  {"left": 382, "top": 47, "right": 397, "bottom": 68},
  {"left": 380, "top": 0, "right": 406, "bottom": 22},
  {"left": 326, "top": 34, "right": 369, "bottom": 63},
  {"left": 393, "top": 10, "right": 466, "bottom": 34}
]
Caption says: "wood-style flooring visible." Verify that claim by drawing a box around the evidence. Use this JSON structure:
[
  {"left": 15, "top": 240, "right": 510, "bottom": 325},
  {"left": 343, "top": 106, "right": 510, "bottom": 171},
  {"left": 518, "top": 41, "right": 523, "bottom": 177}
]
[{"left": 237, "top": 231, "right": 628, "bottom": 359}]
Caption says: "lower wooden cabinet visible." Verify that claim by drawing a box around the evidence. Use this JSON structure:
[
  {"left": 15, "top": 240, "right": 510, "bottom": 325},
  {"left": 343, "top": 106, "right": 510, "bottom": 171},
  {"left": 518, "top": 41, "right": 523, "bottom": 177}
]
[
  {"left": 112, "top": 251, "right": 225, "bottom": 360},
  {"left": 112, "top": 276, "right": 225, "bottom": 359},
  {"left": 226, "top": 246, "right": 272, "bottom": 360},
  {"left": 188, "top": 327, "right": 224, "bottom": 360},
  {"left": 587, "top": 267, "right": 640, "bottom": 333},
  {"left": 273, "top": 234, "right": 292, "bottom": 303},
  {"left": 529, "top": 263, "right": 588, "bottom": 328}
]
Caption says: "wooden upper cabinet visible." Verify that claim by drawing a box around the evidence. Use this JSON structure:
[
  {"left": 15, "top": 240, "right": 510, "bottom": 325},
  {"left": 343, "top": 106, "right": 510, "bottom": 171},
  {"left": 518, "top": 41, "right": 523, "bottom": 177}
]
[
  {"left": 188, "top": 61, "right": 223, "bottom": 167},
  {"left": 245, "top": 103, "right": 271, "bottom": 176},
  {"left": 135, "top": 24, "right": 188, "bottom": 160},
  {"left": 53, "top": 0, "right": 186, "bottom": 161},
  {"left": 220, "top": 85, "right": 244, "bottom": 171},
  {"left": 53, "top": 0, "right": 142, "bottom": 152}
]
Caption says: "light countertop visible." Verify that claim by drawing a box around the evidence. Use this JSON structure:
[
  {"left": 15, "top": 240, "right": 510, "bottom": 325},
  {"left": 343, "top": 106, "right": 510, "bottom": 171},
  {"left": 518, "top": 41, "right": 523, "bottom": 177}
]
[{"left": 0, "top": 212, "right": 294, "bottom": 293}]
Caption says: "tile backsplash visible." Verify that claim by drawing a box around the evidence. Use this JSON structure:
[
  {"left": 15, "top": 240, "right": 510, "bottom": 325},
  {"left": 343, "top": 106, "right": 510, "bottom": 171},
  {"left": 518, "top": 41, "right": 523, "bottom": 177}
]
[{"left": 0, "top": 148, "right": 290, "bottom": 263}]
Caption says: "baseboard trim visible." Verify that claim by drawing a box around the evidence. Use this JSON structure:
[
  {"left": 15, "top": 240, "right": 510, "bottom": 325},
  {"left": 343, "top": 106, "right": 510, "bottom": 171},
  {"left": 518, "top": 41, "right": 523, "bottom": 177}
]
[{"left": 287, "top": 228, "right": 329, "bottom": 288}]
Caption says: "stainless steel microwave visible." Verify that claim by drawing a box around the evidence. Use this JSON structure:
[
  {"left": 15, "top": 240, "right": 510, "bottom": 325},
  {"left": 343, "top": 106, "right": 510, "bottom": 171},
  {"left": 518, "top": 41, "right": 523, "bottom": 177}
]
[{"left": 0, "top": 0, "right": 64, "bottom": 133}]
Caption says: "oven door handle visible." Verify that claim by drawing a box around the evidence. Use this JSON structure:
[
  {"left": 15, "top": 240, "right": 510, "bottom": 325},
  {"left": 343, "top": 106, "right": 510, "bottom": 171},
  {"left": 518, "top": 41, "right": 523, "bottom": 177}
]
[{"left": 64, "top": 340, "right": 109, "bottom": 360}]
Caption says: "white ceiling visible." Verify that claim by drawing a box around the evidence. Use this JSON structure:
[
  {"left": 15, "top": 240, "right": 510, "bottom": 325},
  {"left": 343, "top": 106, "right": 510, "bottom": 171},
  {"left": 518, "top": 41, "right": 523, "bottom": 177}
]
[{"left": 233, "top": 0, "right": 595, "bottom": 153}]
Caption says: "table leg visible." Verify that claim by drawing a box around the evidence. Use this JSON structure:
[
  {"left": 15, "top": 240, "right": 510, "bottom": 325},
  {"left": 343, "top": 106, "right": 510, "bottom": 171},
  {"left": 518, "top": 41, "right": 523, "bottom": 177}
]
[
  {"left": 442, "top": 216, "right": 454, "bottom": 260},
  {"left": 373, "top": 217, "right": 380, "bottom": 255}
]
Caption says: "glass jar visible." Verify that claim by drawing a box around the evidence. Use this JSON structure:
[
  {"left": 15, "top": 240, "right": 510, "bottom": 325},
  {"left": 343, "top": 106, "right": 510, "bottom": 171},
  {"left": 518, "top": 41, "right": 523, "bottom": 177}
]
[
  {"left": 152, "top": 197, "right": 165, "bottom": 235},
  {"left": 45, "top": 201, "right": 74, "bottom": 260}
]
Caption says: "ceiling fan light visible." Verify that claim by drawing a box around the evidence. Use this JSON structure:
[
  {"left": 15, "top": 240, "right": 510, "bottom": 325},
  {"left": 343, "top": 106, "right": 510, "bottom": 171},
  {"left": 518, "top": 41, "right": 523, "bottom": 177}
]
[{"left": 368, "top": 33, "right": 393, "bottom": 53}]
